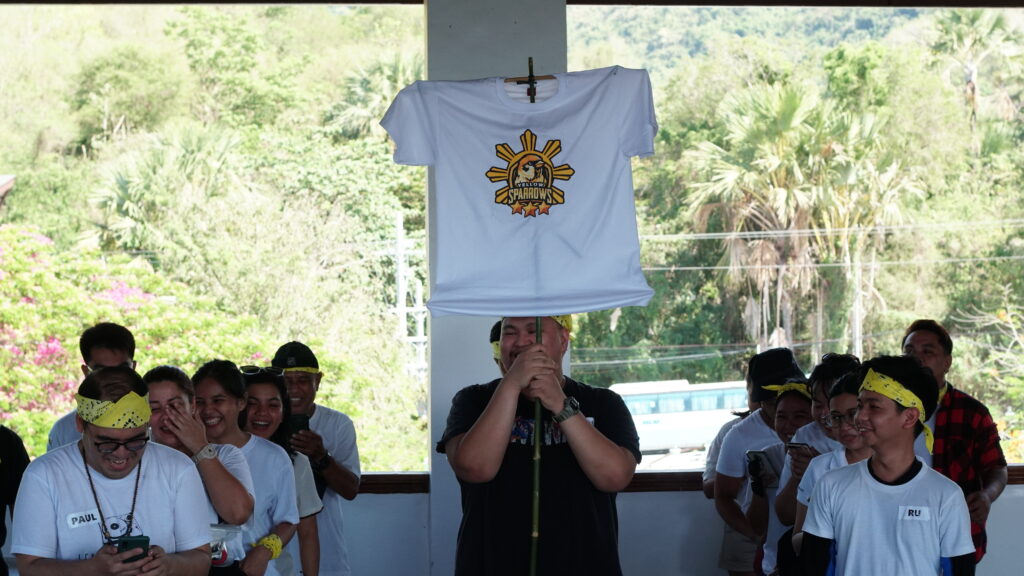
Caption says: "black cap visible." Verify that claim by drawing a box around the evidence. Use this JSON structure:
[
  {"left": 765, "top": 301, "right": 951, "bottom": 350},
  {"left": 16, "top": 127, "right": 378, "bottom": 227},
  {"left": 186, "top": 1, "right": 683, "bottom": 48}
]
[
  {"left": 747, "top": 348, "right": 806, "bottom": 402},
  {"left": 271, "top": 341, "right": 319, "bottom": 370}
]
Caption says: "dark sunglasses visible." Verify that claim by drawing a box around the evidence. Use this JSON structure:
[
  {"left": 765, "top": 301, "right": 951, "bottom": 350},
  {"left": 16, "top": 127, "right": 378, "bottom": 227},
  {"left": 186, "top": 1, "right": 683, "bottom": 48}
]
[{"left": 94, "top": 436, "right": 149, "bottom": 455}]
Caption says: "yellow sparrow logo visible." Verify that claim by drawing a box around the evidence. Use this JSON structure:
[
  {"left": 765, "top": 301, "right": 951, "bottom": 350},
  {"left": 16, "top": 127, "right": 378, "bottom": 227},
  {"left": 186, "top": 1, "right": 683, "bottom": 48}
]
[{"left": 486, "top": 130, "right": 575, "bottom": 217}]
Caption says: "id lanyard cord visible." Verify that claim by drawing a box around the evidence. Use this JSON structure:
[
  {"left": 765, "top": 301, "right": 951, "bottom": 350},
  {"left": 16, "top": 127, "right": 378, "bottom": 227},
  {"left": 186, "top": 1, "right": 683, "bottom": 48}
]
[{"left": 80, "top": 443, "right": 143, "bottom": 544}]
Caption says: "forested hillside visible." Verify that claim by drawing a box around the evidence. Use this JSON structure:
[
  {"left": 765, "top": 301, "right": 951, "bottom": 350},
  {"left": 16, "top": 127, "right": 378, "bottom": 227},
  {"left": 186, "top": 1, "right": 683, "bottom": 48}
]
[{"left": 2, "top": 5, "right": 1023, "bottom": 465}]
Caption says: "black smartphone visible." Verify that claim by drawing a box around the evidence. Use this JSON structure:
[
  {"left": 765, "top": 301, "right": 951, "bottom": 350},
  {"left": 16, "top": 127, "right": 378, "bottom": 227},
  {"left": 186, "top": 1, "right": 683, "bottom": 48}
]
[
  {"left": 785, "top": 442, "right": 810, "bottom": 451},
  {"left": 745, "top": 450, "right": 779, "bottom": 481},
  {"left": 116, "top": 535, "right": 149, "bottom": 562},
  {"left": 289, "top": 413, "right": 311, "bottom": 435}
]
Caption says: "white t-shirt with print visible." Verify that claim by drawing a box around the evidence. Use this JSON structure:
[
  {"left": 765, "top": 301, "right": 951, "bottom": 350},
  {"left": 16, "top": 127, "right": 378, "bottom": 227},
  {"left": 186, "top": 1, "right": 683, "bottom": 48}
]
[
  {"left": 803, "top": 458, "right": 974, "bottom": 576},
  {"left": 381, "top": 65, "right": 657, "bottom": 316},
  {"left": 13, "top": 442, "right": 210, "bottom": 560}
]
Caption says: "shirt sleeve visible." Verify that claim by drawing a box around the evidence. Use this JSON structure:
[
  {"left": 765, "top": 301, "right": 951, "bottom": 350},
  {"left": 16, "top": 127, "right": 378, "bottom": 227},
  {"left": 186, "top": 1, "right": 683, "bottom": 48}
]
[
  {"left": 217, "top": 444, "right": 255, "bottom": 501},
  {"left": 11, "top": 465, "right": 59, "bottom": 558},
  {"left": 592, "top": 389, "right": 641, "bottom": 464},
  {"left": 619, "top": 67, "right": 657, "bottom": 158},
  {"left": 972, "top": 405, "right": 1007, "bottom": 472},
  {"left": 715, "top": 425, "right": 747, "bottom": 478},
  {"left": 436, "top": 385, "right": 488, "bottom": 453},
  {"left": 797, "top": 457, "right": 822, "bottom": 507},
  {"left": 271, "top": 450, "right": 300, "bottom": 527},
  {"left": 329, "top": 413, "right": 362, "bottom": 480},
  {"left": 172, "top": 462, "right": 214, "bottom": 552},
  {"left": 802, "top": 473, "right": 835, "bottom": 540},
  {"left": 292, "top": 454, "right": 324, "bottom": 518},
  {"left": 939, "top": 484, "right": 977, "bottom": 559},
  {"left": 703, "top": 420, "right": 734, "bottom": 482},
  {"left": 380, "top": 81, "right": 435, "bottom": 166}
]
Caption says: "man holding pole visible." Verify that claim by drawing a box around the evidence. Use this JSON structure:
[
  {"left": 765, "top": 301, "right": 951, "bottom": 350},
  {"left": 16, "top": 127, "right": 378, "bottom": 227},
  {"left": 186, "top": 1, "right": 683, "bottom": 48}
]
[{"left": 438, "top": 315, "right": 640, "bottom": 576}]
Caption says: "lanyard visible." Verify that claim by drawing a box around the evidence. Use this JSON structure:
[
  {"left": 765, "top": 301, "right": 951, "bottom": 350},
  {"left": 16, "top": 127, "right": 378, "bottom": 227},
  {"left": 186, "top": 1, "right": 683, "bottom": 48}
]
[{"left": 80, "top": 443, "right": 143, "bottom": 544}]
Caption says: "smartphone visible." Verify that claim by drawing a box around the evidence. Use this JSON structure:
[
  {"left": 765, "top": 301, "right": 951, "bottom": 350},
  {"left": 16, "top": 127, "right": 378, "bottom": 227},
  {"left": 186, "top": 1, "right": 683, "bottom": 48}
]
[
  {"left": 785, "top": 442, "right": 810, "bottom": 451},
  {"left": 745, "top": 450, "right": 780, "bottom": 481},
  {"left": 288, "top": 414, "right": 311, "bottom": 435},
  {"left": 115, "top": 535, "right": 149, "bottom": 563}
]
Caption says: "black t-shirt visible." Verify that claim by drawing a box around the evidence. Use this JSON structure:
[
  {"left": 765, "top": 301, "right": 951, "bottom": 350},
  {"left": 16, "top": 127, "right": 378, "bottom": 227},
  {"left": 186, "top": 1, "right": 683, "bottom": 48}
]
[
  {"left": 1, "top": 426, "right": 30, "bottom": 576},
  {"left": 438, "top": 378, "right": 641, "bottom": 576}
]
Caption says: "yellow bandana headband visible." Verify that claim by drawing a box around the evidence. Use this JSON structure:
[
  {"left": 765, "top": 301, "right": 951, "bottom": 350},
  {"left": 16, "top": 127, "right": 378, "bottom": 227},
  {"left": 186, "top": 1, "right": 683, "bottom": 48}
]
[
  {"left": 860, "top": 368, "right": 934, "bottom": 453},
  {"left": 763, "top": 382, "right": 812, "bottom": 400},
  {"left": 551, "top": 315, "right": 574, "bottom": 340},
  {"left": 491, "top": 341, "right": 501, "bottom": 360},
  {"left": 76, "top": 391, "right": 151, "bottom": 429}
]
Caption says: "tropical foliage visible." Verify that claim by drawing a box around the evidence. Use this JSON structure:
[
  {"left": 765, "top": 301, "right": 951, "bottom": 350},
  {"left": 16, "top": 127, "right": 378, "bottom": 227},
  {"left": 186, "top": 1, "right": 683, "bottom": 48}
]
[{"left": 2, "top": 5, "right": 1024, "bottom": 465}]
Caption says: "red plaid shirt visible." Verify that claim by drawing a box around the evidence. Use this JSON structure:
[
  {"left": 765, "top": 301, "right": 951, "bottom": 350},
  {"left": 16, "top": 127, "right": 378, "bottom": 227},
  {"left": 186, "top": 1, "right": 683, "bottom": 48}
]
[{"left": 930, "top": 384, "right": 1007, "bottom": 562}]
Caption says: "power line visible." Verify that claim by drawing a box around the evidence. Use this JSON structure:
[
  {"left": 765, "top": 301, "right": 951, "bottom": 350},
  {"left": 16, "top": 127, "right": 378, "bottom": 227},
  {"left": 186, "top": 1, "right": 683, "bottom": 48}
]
[
  {"left": 640, "top": 218, "right": 1024, "bottom": 243},
  {"left": 643, "top": 254, "right": 1024, "bottom": 272}
]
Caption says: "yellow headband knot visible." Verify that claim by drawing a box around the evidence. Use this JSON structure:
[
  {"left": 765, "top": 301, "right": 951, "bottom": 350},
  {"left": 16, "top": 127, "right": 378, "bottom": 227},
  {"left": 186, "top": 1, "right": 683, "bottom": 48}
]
[
  {"left": 763, "top": 382, "right": 812, "bottom": 400},
  {"left": 860, "top": 368, "right": 934, "bottom": 453},
  {"left": 76, "top": 391, "right": 151, "bottom": 429},
  {"left": 551, "top": 315, "right": 573, "bottom": 339},
  {"left": 490, "top": 341, "right": 501, "bottom": 360}
]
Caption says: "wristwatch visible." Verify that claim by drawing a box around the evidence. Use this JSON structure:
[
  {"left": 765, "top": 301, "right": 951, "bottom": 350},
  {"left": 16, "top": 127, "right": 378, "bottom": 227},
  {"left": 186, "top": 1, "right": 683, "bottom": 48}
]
[
  {"left": 192, "top": 443, "right": 217, "bottom": 464},
  {"left": 313, "top": 450, "right": 332, "bottom": 472},
  {"left": 553, "top": 396, "right": 581, "bottom": 424}
]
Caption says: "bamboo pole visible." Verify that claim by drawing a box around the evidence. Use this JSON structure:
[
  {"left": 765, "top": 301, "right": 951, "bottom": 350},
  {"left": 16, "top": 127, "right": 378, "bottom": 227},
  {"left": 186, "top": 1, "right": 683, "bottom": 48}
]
[{"left": 529, "top": 316, "right": 542, "bottom": 576}]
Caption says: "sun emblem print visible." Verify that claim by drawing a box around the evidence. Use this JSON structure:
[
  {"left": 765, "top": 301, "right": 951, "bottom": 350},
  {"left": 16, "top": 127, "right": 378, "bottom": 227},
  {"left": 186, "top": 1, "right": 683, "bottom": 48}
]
[{"left": 486, "top": 129, "right": 575, "bottom": 217}]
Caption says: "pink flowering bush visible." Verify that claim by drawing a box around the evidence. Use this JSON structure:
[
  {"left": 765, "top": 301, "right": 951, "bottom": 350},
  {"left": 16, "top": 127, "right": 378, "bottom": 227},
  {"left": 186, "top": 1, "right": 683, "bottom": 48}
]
[{"left": 0, "top": 225, "right": 281, "bottom": 456}]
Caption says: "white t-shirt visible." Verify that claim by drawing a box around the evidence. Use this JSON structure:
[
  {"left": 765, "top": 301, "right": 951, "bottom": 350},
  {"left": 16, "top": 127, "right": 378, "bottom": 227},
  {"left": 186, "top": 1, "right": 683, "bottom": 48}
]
[
  {"left": 277, "top": 453, "right": 324, "bottom": 576},
  {"left": 381, "top": 65, "right": 657, "bottom": 316},
  {"left": 703, "top": 416, "right": 742, "bottom": 483},
  {"left": 797, "top": 449, "right": 849, "bottom": 507},
  {"left": 760, "top": 443, "right": 788, "bottom": 574},
  {"left": 13, "top": 442, "right": 210, "bottom": 560},
  {"left": 777, "top": 422, "right": 841, "bottom": 508},
  {"left": 239, "top": 435, "right": 299, "bottom": 576},
  {"left": 46, "top": 411, "right": 80, "bottom": 452},
  {"left": 311, "top": 404, "right": 361, "bottom": 576},
  {"left": 208, "top": 443, "right": 255, "bottom": 565},
  {"left": 803, "top": 458, "right": 974, "bottom": 576}
]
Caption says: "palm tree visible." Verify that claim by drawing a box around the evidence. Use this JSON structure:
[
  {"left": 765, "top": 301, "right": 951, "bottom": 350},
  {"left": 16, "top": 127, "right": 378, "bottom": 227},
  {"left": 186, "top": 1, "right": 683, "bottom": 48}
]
[
  {"left": 688, "top": 82, "right": 819, "bottom": 349},
  {"left": 931, "top": 9, "right": 1022, "bottom": 132},
  {"left": 323, "top": 53, "right": 424, "bottom": 142}
]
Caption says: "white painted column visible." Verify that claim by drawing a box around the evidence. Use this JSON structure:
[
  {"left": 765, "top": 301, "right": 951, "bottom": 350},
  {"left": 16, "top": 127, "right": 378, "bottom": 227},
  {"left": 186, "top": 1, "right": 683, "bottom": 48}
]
[{"left": 424, "top": 1, "right": 567, "bottom": 574}]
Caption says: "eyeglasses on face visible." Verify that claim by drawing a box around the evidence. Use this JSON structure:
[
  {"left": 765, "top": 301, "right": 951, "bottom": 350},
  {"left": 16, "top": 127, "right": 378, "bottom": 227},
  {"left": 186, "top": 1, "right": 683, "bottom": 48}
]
[
  {"left": 240, "top": 365, "right": 284, "bottom": 377},
  {"left": 94, "top": 436, "right": 149, "bottom": 455},
  {"left": 827, "top": 409, "right": 859, "bottom": 428}
]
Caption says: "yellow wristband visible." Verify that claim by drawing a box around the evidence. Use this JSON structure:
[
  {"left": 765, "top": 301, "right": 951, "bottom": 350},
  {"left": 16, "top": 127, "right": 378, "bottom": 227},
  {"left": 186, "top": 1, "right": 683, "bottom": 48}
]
[{"left": 253, "top": 534, "right": 283, "bottom": 559}]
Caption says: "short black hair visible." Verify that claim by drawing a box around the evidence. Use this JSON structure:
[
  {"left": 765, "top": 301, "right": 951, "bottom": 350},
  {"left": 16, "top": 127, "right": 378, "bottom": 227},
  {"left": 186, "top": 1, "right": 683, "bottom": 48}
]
[
  {"left": 143, "top": 365, "right": 194, "bottom": 400},
  {"left": 79, "top": 322, "right": 135, "bottom": 364},
  {"left": 79, "top": 364, "right": 147, "bottom": 401},
  {"left": 490, "top": 320, "right": 502, "bottom": 344},
  {"left": 859, "top": 355, "right": 940, "bottom": 434},
  {"left": 808, "top": 353, "right": 860, "bottom": 397},
  {"left": 828, "top": 370, "right": 862, "bottom": 399},
  {"left": 902, "top": 319, "right": 953, "bottom": 355},
  {"left": 192, "top": 359, "right": 246, "bottom": 399}
]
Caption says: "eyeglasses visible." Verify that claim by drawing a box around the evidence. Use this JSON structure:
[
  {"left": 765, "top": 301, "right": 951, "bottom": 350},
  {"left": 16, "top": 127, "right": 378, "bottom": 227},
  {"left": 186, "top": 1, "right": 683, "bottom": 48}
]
[
  {"left": 827, "top": 410, "right": 859, "bottom": 428},
  {"left": 240, "top": 365, "right": 284, "bottom": 377},
  {"left": 94, "top": 436, "right": 149, "bottom": 455}
]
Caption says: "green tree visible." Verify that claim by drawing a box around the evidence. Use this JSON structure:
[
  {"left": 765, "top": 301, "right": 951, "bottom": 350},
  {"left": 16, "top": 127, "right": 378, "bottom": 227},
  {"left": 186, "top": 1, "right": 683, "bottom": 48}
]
[
  {"left": 322, "top": 53, "right": 423, "bottom": 142},
  {"left": 165, "top": 6, "right": 302, "bottom": 129},
  {"left": 70, "top": 45, "right": 184, "bottom": 148}
]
